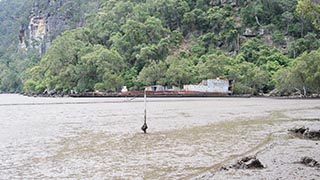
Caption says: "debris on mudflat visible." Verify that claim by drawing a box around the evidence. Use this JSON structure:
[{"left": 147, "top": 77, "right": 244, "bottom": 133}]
[
  {"left": 288, "top": 126, "right": 308, "bottom": 134},
  {"left": 299, "top": 157, "right": 320, "bottom": 167},
  {"left": 303, "top": 130, "right": 320, "bottom": 140},
  {"left": 288, "top": 127, "right": 320, "bottom": 140},
  {"left": 229, "top": 156, "right": 264, "bottom": 169},
  {"left": 219, "top": 166, "right": 228, "bottom": 171}
]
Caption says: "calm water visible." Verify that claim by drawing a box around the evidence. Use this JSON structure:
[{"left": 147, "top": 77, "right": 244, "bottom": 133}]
[{"left": 0, "top": 94, "right": 319, "bottom": 179}]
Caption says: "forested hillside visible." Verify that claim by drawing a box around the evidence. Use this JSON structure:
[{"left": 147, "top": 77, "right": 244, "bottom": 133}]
[
  {"left": 1, "top": 0, "right": 320, "bottom": 96},
  {"left": 0, "top": 0, "right": 101, "bottom": 92}
]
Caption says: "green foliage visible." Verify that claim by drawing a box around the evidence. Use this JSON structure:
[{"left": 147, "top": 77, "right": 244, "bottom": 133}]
[
  {"left": 0, "top": 0, "right": 101, "bottom": 93},
  {"left": 288, "top": 32, "right": 320, "bottom": 58},
  {"left": 0, "top": 69, "right": 22, "bottom": 93},
  {"left": 238, "top": 38, "right": 268, "bottom": 64},
  {"left": 138, "top": 61, "right": 167, "bottom": 86},
  {"left": 196, "top": 54, "right": 231, "bottom": 81},
  {"left": 227, "top": 61, "right": 269, "bottom": 95},
  {"left": 166, "top": 56, "right": 195, "bottom": 87},
  {"left": 0, "top": 0, "right": 319, "bottom": 96},
  {"left": 296, "top": 0, "right": 320, "bottom": 30},
  {"left": 101, "top": 72, "right": 124, "bottom": 92},
  {"left": 23, "top": 29, "right": 127, "bottom": 93},
  {"left": 122, "top": 67, "right": 140, "bottom": 90},
  {"left": 275, "top": 48, "right": 320, "bottom": 96}
]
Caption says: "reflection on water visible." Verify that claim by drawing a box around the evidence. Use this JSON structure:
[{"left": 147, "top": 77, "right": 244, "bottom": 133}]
[{"left": 0, "top": 94, "right": 320, "bottom": 179}]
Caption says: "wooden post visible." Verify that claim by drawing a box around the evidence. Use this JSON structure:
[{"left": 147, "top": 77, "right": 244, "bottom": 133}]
[
  {"left": 144, "top": 90, "right": 147, "bottom": 124},
  {"left": 141, "top": 90, "right": 148, "bottom": 133}
]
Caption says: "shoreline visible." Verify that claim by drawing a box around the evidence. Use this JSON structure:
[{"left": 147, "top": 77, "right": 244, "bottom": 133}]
[{"left": 2, "top": 92, "right": 320, "bottom": 99}]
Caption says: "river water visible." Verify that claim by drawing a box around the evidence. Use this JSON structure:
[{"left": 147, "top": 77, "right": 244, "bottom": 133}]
[{"left": 0, "top": 94, "right": 319, "bottom": 179}]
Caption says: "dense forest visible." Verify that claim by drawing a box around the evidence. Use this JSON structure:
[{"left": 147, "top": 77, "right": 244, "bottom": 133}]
[{"left": 0, "top": 0, "right": 319, "bottom": 96}]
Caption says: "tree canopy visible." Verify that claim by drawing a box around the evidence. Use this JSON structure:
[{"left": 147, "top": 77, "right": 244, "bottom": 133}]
[{"left": 0, "top": 0, "right": 319, "bottom": 96}]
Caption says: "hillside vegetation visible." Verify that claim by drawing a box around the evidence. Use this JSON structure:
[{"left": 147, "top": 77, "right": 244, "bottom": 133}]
[{"left": 1, "top": 0, "right": 320, "bottom": 96}]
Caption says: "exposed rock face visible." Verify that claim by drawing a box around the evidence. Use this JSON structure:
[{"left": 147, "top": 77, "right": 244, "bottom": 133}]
[
  {"left": 27, "top": 1, "right": 65, "bottom": 56},
  {"left": 18, "top": 26, "right": 27, "bottom": 52},
  {"left": 20, "top": 0, "right": 98, "bottom": 56},
  {"left": 210, "top": 0, "right": 240, "bottom": 7},
  {"left": 242, "top": 27, "right": 265, "bottom": 37},
  {"left": 28, "top": 13, "right": 47, "bottom": 55}
]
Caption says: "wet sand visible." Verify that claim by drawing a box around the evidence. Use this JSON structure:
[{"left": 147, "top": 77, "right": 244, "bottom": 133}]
[
  {"left": 192, "top": 120, "right": 320, "bottom": 180},
  {"left": 0, "top": 94, "right": 319, "bottom": 179}
]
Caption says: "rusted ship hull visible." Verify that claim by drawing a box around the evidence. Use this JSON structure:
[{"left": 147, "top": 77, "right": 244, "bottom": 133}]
[{"left": 69, "top": 91, "right": 247, "bottom": 98}]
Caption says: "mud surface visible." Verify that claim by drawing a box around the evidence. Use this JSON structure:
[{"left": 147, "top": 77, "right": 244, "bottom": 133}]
[{"left": 0, "top": 94, "right": 320, "bottom": 179}]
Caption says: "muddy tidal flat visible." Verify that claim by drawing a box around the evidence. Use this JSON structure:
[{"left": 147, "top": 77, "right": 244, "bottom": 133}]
[{"left": 0, "top": 94, "right": 319, "bottom": 179}]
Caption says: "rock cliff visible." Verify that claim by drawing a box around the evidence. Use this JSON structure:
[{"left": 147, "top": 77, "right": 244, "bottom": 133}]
[{"left": 19, "top": 0, "right": 100, "bottom": 56}]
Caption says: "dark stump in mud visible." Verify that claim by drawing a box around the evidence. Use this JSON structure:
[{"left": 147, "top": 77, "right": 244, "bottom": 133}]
[
  {"left": 300, "top": 157, "right": 320, "bottom": 167},
  {"left": 303, "top": 130, "right": 320, "bottom": 140},
  {"left": 288, "top": 127, "right": 308, "bottom": 134},
  {"left": 231, "top": 156, "right": 264, "bottom": 169},
  {"left": 289, "top": 127, "right": 320, "bottom": 140},
  {"left": 141, "top": 122, "right": 148, "bottom": 133}
]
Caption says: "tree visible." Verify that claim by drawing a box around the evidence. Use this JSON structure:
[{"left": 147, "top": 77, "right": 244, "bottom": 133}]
[
  {"left": 293, "top": 49, "right": 320, "bottom": 95},
  {"left": 281, "top": 11, "right": 294, "bottom": 34},
  {"left": 122, "top": 66, "right": 140, "bottom": 90},
  {"left": 275, "top": 48, "right": 320, "bottom": 96},
  {"left": 166, "top": 56, "right": 195, "bottom": 87},
  {"left": 288, "top": 32, "right": 320, "bottom": 58},
  {"left": 296, "top": 0, "right": 320, "bottom": 31},
  {"left": 7, "top": 0, "right": 320, "bottom": 96},
  {"left": 138, "top": 61, "right": 167, "bottom": 86},
  {"left": 228, "top": 62, "right": 269, "bottom": 95},
  {"left": 102, "top": 72, "right": 124, "bottom": 92},
  {"left": 76, "top": 45, "right": 126, "bottom": 92},
  {"left": 238, "top": 38, "right": 269, "bottom": 64},
  {"left": 0, "top": 70, "right": 22, "bottom": 92},
  {"left": 274, "top": 68, "right": 295, "bottom": 95},
  {"left": 196, "top": 54, "right": 230, "bottom": 81}
]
